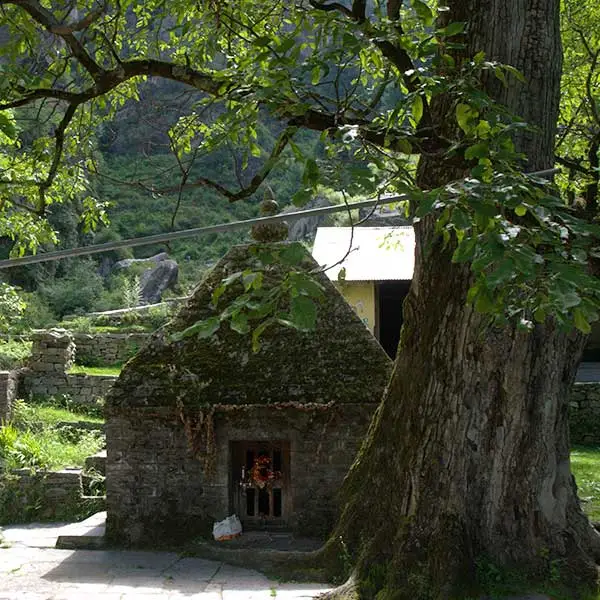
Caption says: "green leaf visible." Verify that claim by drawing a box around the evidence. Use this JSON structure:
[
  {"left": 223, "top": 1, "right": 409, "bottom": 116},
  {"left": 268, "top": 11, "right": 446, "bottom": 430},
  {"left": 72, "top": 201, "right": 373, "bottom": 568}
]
[
  {"left": 230, "top": 312, "right": 250, "bottom": 334},
  {"left": 223, "top": 271, "right": 243, "bottom": 286},
  {"left": 464, "top": 142, "right": 489, "bottom": 160},
  {"left": 514, "top": 205, "right": 527, "bottom": 217},
  {"left": 475, "top": 120, "right": 491, "bottom": 138},
  {"left": 292, "top": 188, "right": 313, "bottom": 207},
  {"left": 251, "top": 318, "right": 274, "bottom": 352},
  {"left": 250, "top": 143, "right": 262, "bottom": 157},
  {"left": 242, "top": 271, "right": 263, "bottom": 291},
  {"left": 288, "top": 295, "right": 318, "bottom": 331},
  {"left": 254, "top": 36, "right": 272, "bottom": 47},
  {"left": 412, "top": 95, "right": 424, "bottom": 124},
  {"left": 397, "top": 139, "right": 413, "bottom": 154},
  {"left": 574, "top": 308, "right": 591, "bottom": 334},
  {"left": 0, "top": 113, "right": 17, "bottom": 140},
  {"left": 302, "top": 158, "right": 320, "bottom": 187},
  {"left": 279, "top": 243, "right": 306, "bottom": 266},
  {"left": 289, "top": 272, "right": 324, "bottom": 298},
  {"left": 311, "top": 65, "right": 321, "bottom": 85},
  {"left": 411, "top": 0, "right": 435, "bottom": 26},
  {"left": 211, "top": 284, "right": 227, "bottom": 307},
  {"left": 452, "top": 237, "right": 477, "bottom": 263},
  {"left": 503, "top": 64, "right": 526, "bottom": 83},
  {"left": 437, "top": 21, "right": 465, "bottom": 37},
  {"left": 170, "top": 317, "right": 220, "bottom": 342},
  {"left": 456, "top": 103, "right": 479, "bottom": 134},
  {"left": 474, "top": 290, "right": 494, "bottom": 313}
]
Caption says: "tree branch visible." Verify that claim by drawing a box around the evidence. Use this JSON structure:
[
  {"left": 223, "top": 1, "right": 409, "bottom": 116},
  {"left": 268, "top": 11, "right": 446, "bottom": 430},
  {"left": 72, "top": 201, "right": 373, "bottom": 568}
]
[
  {"left": 38, "top": 102, "right": 79, "bottom": 212},
  {"left": 308, "top": 0, "right": 352, "bottom": 18},
  {"left": 155, "top": 125, "right": 299, "bottom": 202},
  {"left": 2, "top": 0, "right": 105, "bottom": 80},
  {"left": 308, "top": 0, "right": 430, "bottom": 125},
  {"left": 49, "top": 5, "right": 105, "bottom": 35},
  {"left": 555, "top": 155, "right": 590, "bottom": 176},
  {"left": 351, "top": 0, "right": 366, "bottom": 22},
  {"left": 0, "top": 88, "right": 81, "bottom": 110}
]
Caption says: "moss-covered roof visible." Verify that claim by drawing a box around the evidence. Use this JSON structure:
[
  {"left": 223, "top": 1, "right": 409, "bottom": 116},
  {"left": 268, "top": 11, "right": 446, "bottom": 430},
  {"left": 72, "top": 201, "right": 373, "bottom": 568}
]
[{"left": 107, "top": 243, "right": 392, "bottom": 410}]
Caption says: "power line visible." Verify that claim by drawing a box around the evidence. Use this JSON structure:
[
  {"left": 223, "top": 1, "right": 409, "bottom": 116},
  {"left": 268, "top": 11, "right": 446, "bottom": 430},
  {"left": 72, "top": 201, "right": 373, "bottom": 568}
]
[
  {"left": 0, "top": 168, "right": 560, "bottom": 269},
  {"left": 0, "top": 195, "right": 406, "bottom": 269}
]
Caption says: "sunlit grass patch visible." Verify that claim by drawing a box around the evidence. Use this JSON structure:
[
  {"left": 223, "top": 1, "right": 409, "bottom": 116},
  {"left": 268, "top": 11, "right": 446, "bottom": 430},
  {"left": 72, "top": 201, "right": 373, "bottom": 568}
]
[{"left": 571, "top": 446, "right": 600, "bottom": 522}]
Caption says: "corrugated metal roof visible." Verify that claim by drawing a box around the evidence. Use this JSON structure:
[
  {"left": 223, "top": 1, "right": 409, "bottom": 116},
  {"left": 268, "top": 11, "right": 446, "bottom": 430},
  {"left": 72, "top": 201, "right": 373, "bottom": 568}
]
[{"left": 311, "top": 226, "right": 415, "bottom": 282}]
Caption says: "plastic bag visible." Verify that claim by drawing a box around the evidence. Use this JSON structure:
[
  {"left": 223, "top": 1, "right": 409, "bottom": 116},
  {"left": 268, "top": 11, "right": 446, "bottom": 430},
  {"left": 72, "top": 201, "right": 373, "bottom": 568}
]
[{"left": 212, "top": 514, "right": 243, "bottom": 541}]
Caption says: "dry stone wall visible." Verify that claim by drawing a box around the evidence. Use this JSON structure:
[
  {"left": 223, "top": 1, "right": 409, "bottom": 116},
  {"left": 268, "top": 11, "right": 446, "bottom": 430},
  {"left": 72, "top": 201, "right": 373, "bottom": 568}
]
[
  {"left": 0, "top": 468, "right": 105, "bottom": 524},
  {"left": 569, "top": 383, "right": 600, "bottom": 445},
  {"left": 19, "top": 330, "right": 116, "bottom": 407},
  {"left": 28, "top": 330, "right": 75, "bottom": 374},
  {"left": 0, "top": 371, "right": 18, "bottom": 421},
  {"left": 72, "top": 333, "right": 150, "bottom": 366}
]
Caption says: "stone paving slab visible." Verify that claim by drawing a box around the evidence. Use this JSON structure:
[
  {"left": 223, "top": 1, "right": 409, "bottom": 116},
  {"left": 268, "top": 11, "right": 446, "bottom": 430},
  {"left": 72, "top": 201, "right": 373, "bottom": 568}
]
[{"left": 0, "top": 520, "right": 332, "bottom": 600}]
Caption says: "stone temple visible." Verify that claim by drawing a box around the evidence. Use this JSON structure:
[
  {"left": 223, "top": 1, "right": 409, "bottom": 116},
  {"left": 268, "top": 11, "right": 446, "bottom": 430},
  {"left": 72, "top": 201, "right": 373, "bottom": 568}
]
[{"left": 105, "top": 241, "right": 391, "bottom": 545}]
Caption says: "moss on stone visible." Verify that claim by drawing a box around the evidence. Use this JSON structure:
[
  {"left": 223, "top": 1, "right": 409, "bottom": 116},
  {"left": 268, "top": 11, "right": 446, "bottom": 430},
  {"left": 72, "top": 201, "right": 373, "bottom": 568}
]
[{"left": 107, "top": 242, "right": 391, "bottom": 412}]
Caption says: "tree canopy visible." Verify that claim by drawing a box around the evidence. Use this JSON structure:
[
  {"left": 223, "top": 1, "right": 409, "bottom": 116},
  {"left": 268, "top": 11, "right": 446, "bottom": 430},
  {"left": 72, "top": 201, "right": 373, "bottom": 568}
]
[{"left": 0, "top": 0, "right": 599, "bottom": 335}]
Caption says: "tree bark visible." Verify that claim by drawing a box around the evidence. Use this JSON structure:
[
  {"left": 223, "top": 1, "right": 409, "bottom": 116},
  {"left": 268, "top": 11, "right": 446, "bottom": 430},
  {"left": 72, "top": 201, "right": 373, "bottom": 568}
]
[{"left": 326, "top": 0, "right": 600, "bottom": 597}]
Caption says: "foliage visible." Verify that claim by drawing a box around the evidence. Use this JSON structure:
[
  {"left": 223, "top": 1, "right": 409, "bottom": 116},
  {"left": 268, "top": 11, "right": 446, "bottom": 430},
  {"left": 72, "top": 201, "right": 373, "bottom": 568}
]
[
  {"left": 14, "top": 292, "right": 57, "bottom": 332},
  {"left": 171, "top": 243, "right": 325, "bottom": 351},
  {"left": 571, "top": 446, "right": 600, "bottom": 522},
  {"left": 0, "top": 284, "right": 26, "bottom": 332},
  {"left": 122, "top": 275, "right": 142, "bottom": 310},
  {"left": 558, "top": 0, "right": 600, "bottom": 213},
  {"left": 1, "top": 0, "right": 598, "bottom": 335},
  {"left": 0, "top": 338, "right": 31, "bottom": 370},
  {"left": 39, "top": 260, "right": 105, "bottom": 318},
  {"left": 0, "top": 471, "right": 105, "bottom": 525},
  {"left": 1, "top": 400, "right": 104, "bottom": 472}
]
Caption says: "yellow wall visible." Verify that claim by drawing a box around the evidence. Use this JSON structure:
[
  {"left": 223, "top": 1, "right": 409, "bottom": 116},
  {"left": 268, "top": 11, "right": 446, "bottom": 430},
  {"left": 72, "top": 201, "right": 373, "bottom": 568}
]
[{"left": 335, "top": 281, "right": 376, "bottom": 333}]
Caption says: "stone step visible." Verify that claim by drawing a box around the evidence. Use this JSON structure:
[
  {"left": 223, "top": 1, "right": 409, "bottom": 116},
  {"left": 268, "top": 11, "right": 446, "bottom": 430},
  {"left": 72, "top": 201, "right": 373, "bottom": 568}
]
[{"left": 84, "top": 450, "right": 106, "bottom": 476}]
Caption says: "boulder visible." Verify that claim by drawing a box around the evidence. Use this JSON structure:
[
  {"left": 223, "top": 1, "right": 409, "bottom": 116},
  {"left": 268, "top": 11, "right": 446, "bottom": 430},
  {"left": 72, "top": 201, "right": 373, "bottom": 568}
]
[
  {"left": 358, "top": 204, "right": 411, "bottom": 226},
  {"left": 139, "top": 259, "right": 178, "bottom": 304},
  {"left": 284, "top": 195, "right": 333, "bottom": 242},
  {"left": 111, "top": 252, "right": 169, "bottom": 273}
]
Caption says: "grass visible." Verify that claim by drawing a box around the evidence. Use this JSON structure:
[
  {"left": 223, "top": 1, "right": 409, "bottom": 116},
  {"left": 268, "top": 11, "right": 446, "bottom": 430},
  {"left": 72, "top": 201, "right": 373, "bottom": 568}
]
[
  {"left": 571, "top": 446, "right": 600, "bottom": 522},
  {"left": 0, "top": 422, "right": 104, "bottom": 471},
  {"left": 11, "top": 401, "right": 103, "bottom": 426},
  {"left": 0, "top": 399, "right": 105, "bottom": 471},
  {"left": 68, "top": 364, "right": 122, "bottom": 377}
]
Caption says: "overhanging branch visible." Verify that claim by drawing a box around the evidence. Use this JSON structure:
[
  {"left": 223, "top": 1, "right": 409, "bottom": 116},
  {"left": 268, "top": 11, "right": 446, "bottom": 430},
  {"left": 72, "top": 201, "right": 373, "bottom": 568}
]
[
  {"left": 2, "top": 0, "right": 105, "bottom": 80},
  {"left": 155, "top": 125, "right": 299, "bottom": 201}
]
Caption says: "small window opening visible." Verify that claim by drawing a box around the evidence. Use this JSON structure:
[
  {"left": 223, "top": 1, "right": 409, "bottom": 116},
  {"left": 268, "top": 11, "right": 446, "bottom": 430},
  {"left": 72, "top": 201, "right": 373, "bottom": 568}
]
[
  {"left": 246, "top": 488, "right": 256, "bottom": 516},
  {"left": 258, "top": 488, "right": 270, "bottom": 515},
  {"left": 273, "top": 488, "right": 282, "bottom": 517}
]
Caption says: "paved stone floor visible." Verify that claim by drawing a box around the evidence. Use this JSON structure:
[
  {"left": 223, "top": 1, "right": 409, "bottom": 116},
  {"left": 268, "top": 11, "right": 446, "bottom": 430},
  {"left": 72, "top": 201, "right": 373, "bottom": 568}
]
[{"left": 0, "top": 521, "right": 331, "bottom": 599}]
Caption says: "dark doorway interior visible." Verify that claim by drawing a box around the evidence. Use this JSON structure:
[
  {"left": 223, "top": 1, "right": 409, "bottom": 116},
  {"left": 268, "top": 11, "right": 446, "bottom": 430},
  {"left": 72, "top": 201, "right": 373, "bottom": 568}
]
[{"left": 376, "top": 280, "right": 411, "bottom": 359}]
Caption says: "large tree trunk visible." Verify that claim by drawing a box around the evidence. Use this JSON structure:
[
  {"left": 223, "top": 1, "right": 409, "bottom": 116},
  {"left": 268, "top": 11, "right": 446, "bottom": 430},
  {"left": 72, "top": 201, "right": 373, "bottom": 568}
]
[{"left": 326, "top": 0, "right": 600, "bottom": 597}]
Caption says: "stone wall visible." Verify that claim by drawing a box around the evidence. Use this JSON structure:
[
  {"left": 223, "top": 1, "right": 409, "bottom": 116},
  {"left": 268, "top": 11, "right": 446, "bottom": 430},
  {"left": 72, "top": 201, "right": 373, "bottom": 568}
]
[
  {"left": 0, "top": 469, "right": 104, "bottom": 524},
  {"left": 20, "top": 371, "right": 117, "bottom": 406},
  {"left": 72, "top": 333, "right": 150, "bottom": 366},
  {"left": 106, "top": 403, "right": 375, "bottom": 544},
  {"left": 28, "top": 330, "right": 75, "bottom": 374},
  {"left": 0, "top": 370, "right": 18, "bottom": 421},
  {"left": 569, "top": 383, "right": 600, "bottom": 445},
  {"left": 18, "top": 330, "right": 116, "bottom": 406}
]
